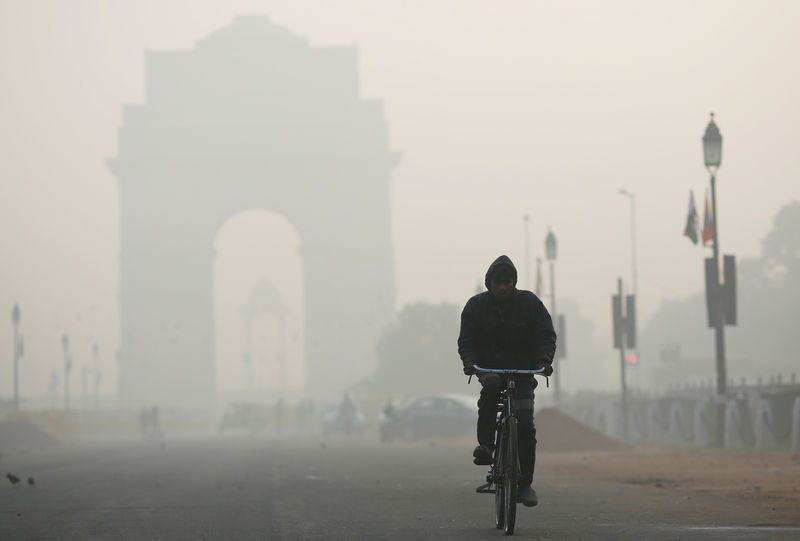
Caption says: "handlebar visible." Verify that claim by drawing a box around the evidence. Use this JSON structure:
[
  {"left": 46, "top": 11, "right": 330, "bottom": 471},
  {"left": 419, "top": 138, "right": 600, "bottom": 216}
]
[{"left": 472, "top": 366, "right": 548, "bottom": 375}]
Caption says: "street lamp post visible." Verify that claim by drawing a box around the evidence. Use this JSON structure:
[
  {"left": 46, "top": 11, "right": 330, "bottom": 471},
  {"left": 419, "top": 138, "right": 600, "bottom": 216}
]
[
  {"left": 703, "top": 112, "right": 727, "bottom": 444},
  {"left": 62, "top": 333, "right": 71, "bottom": 411},
  {"left": 11, "top": 304, "right": 21, "bottom": 411},
  {"left": 545, "top": 227, "right": 560, "bottom": 402},
  {"left": 617, "top": 278, "right": 630, "bottom": 441},
  {"left": 523, "top": 214, "right": 531, "bottom": 289}
]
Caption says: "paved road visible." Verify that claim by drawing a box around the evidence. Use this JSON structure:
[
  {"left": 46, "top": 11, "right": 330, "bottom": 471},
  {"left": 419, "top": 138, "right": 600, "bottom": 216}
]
[{"left": 2, "top": 435, "right": 799, "bottom": 540}]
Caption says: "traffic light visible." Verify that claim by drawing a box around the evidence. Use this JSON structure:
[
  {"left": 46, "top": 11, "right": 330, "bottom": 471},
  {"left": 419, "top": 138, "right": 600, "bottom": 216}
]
[
  {"left": 705, "top": 255, "right": 737, "bottom": 327},
  {"left": 704, "top": 257, "right": 719, "bottom": 328},
  {"left": 612, "top": 293, "right": 636, "bottom": 349},
  {"left": 612, "top": 294, "right": 623, "bottom": 348},
  {"left": 625, "top": 294, "right": 636, "bottom": 349},
  {"left": 722, "top": 254, "right": 737, "bottom": 325}
]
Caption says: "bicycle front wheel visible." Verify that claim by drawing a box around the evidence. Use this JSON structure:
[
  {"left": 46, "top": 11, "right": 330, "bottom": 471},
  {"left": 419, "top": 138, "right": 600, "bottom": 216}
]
[
  {"left": 494, "top": 440, "right": 504, "bottom": 529},
  {"left": 503, "top": 417, "right": 519, "bottom": 535}
]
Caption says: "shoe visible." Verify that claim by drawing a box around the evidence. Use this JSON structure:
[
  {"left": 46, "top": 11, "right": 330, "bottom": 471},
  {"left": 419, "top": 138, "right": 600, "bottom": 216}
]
[
  {"left": 472, "top": 444, "right": 493, "bottom": 465},
  {"left": 518, "top": 484, "right": 538, "bottom": 507}
]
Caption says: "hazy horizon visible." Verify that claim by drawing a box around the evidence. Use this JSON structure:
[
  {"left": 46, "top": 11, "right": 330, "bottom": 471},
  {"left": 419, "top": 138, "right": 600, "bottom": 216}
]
[{"left": 2, "top": 0, "right": 799, "bottom": 401}]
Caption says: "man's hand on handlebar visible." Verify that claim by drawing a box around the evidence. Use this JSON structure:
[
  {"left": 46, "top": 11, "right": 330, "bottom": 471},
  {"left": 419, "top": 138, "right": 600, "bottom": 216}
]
[
  {"left": 463, "top": 362, "right": 477, "bottom": 376},
  {"left": 533, "top": 362, "right": 553, "bottom": 377}
]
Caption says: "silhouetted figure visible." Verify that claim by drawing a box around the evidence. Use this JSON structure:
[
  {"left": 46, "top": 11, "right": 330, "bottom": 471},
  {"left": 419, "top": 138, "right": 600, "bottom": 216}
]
[
  {"left": 382, "top": 398, "right": 395, "bottom": 419},
  {"left": 139, "top": 403, "right": 164, "bottom": 443},
  {"left": 7, "top": 473, "right": 20, "bottom": 485},
  {"left": 338, "top": 393, "right": 357, "bottom": 436},
  {"left": 459, "top": 255, "right": 556, "bottom": 508},
  {"left": 27, "top": 477, "right": 34, "bottom": 487}
]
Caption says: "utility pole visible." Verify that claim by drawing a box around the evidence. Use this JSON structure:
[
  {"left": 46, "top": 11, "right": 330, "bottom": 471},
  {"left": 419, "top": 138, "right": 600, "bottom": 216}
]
[
  {"left": 619, "top": 188, "right": 640, "bottom": 386},
  {"left": 612, "top": 278, "right": 632, "bottom": 442},
  {"left": 617, "top": 278, "right": 628, "bottom": 441},
  {"left": 62, "top": 334, "right": 71, "bottom": 411},
  {"left": 11, "top": 304, "right": 21, "bottom": 411}
]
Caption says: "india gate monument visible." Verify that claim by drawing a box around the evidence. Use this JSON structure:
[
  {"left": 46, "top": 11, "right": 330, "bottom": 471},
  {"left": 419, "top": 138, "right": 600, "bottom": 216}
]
[{"left": 107, "top": 16, "right": 400, "bottom": 408}]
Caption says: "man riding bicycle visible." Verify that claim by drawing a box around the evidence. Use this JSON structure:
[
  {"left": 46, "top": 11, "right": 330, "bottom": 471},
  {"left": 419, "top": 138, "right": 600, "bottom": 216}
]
[{"left": 458, "top": 255, "right": 556, "bottom": 508}]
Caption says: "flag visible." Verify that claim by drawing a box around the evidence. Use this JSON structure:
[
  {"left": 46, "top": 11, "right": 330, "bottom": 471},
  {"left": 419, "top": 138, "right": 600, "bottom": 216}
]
[
  {"left": 702, "top": 189, "right": 714, "bottom": 245},
  {"left": 683, "top": 190, "right": 699, "bottom": 244},
  {"left": 535, "top": 258, "right": 543, "bottom": 297}
]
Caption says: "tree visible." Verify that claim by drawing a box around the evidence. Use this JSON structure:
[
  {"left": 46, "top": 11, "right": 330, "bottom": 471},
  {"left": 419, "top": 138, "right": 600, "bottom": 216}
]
[
  {"left": 761, "top": 200, "right": 800, "bottom": 287},
  {"left": 370, "top": 302, "right": 464, "bottom": 395}
]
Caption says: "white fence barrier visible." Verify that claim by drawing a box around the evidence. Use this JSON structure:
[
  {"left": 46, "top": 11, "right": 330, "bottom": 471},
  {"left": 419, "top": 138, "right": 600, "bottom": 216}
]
[
  {"left": 561, "top": 390, "right": 799, "bottom": 454},
  {"left": 724, "top": 399, "right": 747, "bottom": 449},
  {"left": 792, "top": 396, "right": 800, "bottom": 457},
  {"left": 693, "top": 399, "right": 715, "bottom": 447},
  {"left": 755, "top": 399, "right": 777, "bottom": 451}
]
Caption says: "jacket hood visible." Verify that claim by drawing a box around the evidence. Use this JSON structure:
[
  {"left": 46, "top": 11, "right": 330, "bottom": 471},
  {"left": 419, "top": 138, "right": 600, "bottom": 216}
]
[{"left": 484, "top": 255, "right": 518, "bottom": 289}]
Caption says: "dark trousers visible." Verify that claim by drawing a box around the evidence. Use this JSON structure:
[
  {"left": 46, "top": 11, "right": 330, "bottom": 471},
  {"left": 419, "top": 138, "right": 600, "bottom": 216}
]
[{"left": 477, "top": 373, "right": 537, "bottom": 487}]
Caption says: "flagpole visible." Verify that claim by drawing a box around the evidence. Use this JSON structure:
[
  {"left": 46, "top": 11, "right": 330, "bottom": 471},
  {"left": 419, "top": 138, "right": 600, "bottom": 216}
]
[{"left": 684, "top": 191, "right": 699, "bottom": 244}]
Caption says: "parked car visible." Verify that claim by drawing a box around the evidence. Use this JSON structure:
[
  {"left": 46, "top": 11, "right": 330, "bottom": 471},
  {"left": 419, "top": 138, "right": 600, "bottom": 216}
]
[{"left": 379, "top": 394, "right": 478, "bottom": 443}]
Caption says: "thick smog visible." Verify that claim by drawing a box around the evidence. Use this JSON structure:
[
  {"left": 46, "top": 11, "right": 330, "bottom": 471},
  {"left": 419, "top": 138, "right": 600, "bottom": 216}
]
[{"left": 2, "top": 2, "right": 799, "bottom": 539}]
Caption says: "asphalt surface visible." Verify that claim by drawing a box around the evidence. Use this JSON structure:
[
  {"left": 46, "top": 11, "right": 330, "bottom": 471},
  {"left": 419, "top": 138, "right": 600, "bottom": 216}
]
[{"left": 2, "top": 434, "right": 799, "bottom": 540}]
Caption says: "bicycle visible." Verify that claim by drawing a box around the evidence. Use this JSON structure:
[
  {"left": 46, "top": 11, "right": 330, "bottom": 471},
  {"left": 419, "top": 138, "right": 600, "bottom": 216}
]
[{"left": 471, "top": 366, "right": 548, "bottom": 536}]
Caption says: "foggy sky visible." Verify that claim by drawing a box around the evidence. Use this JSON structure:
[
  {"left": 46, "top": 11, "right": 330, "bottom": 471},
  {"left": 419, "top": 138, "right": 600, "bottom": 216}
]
[{"left": 1, "top": 0, "right": 799, "bottom": 397}]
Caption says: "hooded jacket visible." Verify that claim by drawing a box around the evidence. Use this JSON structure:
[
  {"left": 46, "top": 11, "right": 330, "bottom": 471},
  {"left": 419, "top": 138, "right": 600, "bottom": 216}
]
[{"left": 458, "top": 255, "right": 557, "bottom": 372}]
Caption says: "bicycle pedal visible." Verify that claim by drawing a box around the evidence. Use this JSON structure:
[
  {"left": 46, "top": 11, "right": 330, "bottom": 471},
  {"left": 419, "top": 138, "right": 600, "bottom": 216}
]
[{"left": 475, "top": 482, "right": 495, "bottom": 494}]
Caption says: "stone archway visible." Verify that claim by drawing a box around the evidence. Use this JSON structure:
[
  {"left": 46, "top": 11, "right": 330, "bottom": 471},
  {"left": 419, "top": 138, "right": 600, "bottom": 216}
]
[
  {"left": 213, "top": 210, "right": 304, "bottom": 393},
  {"left": 108, "top": 16, "right": 400, "bottom": 408}
]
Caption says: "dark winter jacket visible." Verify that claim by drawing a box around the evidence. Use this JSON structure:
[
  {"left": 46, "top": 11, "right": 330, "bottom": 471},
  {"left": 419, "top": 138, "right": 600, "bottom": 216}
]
[{"left": 458, "top": 256, "right": 557, "bottom": 373}]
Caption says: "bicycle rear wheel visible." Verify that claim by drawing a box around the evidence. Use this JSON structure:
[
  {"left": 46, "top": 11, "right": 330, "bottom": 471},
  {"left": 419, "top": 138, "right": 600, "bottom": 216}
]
[{"left": 503, "top": 417, "right": 519, "bottom": 535}]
